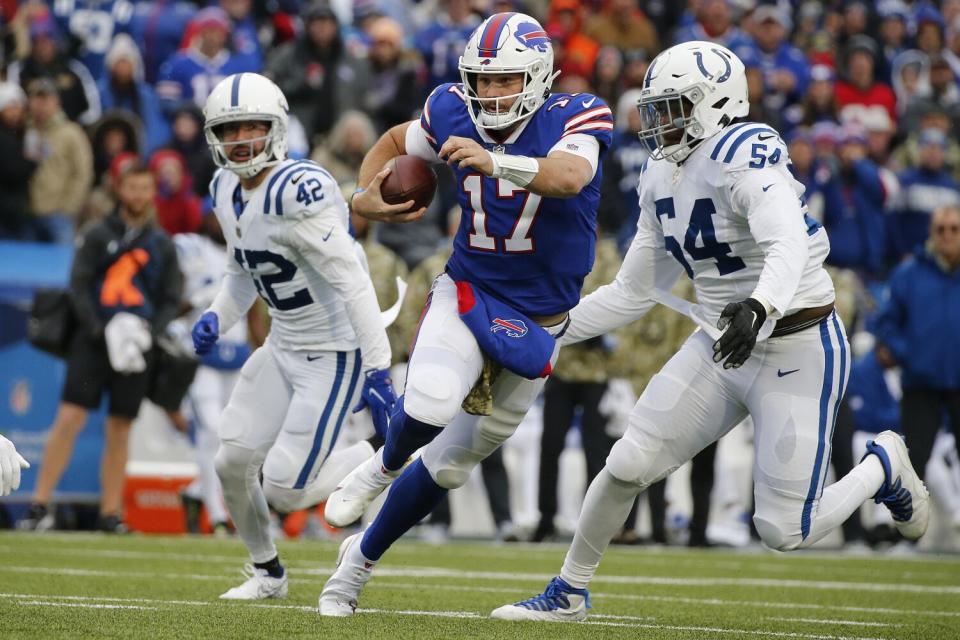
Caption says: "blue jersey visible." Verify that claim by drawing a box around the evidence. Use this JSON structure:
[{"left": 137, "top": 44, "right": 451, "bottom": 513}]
[
  {"left": 420, "top": 83, "right": 613, "bottom": 316},
  {"left": 52, "top": 0, "right": 136, "bottom": 78},
  {"left": 156, "top": 49, "right": 250, "bottom": 113}
]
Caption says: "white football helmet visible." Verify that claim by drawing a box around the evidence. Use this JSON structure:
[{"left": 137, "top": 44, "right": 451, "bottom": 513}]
[
  {"left": 203, "top": 73, "right": 289, "bottom": 179},
  {"left": 637, "top": 41, "right": 749, "bottom": 163},
  {"left": 459, "top": 12, "right": 559, "bottom": 130}
]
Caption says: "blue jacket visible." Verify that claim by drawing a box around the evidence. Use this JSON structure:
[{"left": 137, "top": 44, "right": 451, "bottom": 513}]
[
  {"left": 846, "top": 351, "right": 900, "bottom": 435},
  {"left": 888, "top": 168, "right": 960, "bottom": 263},
  {"left": 818, "top": 158, "right": 887, "bottom": 278},
  {"left": 874, "top": 251, "right": 960, "bottom": 390},
  {"left": 97, "top": 79, "right": 171, "bottom": 154}
]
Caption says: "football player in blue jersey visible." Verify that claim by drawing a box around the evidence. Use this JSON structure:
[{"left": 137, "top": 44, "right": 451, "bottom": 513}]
[
  {"left": 194, "top": 73, "right": 398, "bottom": 601},
  {"left": 489, "top": 41, "right": 931, "bottom": 622},
  {"left": 319, "top": 12, "right": 614, "bottom": 616}
]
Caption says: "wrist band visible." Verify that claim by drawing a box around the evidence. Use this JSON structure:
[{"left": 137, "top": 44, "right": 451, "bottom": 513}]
[{"left": 489, "top": 152, "right": 539, "bottom": 187}]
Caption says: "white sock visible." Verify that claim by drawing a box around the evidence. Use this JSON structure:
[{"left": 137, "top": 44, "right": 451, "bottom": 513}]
[
  {"left": 560, "top": 469, "right": 640, "bottom": 589},
  {"left": 800, "top": 454, "right": 885, "bottom": 549}
]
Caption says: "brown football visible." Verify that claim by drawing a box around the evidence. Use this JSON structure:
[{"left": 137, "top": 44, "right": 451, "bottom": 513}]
[{"left": 380, "top": 155, "right": 438, "bottom": 212}]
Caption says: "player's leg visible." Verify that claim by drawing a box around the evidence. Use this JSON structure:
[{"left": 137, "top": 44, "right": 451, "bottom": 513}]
[
  {"left": 324, "top": 275, "right": 484, "bottom": 527},
  {"left": 492, "top": 332, "right": 746, "bottom": 621},
  {"left": 749, "top": 313, "right": 927, "bottom": 550},
  {"left": 321, "top": 323, "right": 564, "bottom": 616},
  {"left": 215, "top": 346, "right": 291, "bottom": 599},
  {"left": 260, "top": 348, "right": 368, "bottom": 512}
]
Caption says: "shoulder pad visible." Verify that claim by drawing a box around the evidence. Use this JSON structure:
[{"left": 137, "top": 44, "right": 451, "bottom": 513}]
[
  {"left": 551, "top": 93, "right": 613, "bottom": 136},
  {"left": 706, "top": 122, "right": 788, "bottom": 172},
  {"left": 420, "top": 82, "right": 466, "bottom": 145},
  {"left": 263, "top": 159, "right": 339, "bottom": 218},
  {"left": 209, "top": 168, "right": 226, "bottom": 202}
]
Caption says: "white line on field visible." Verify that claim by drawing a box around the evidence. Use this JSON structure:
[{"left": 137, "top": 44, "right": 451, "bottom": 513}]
[
  {"left": 4, "top": 562, "right": 959, "bottom": 598},
  {"left": 376, "top": 581, "right": 960, "bottom": 618},
  {"left": 765, "top": 617, "right": 899, "bottom": 628},
  {"left": 16, "top": 600, "right": 158, "bottom": 610}
]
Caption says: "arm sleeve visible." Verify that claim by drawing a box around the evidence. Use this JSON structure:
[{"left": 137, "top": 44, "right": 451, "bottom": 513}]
[
  {"left": 284, "top": 213, "right": 393, "bottom": 371},
  {"left": 564, "top": 206, "right": 683, "bottom": 344},
  {"left": 404, "top": 119, "right": 441, "bottom": 163},
  {"left": 548, "top": 133, "right": 601, "bottom": 176},
  {"left": 68, "top": 228, "right": 105, "bottom": 338},
  {"left": 205, "top": 243, "right": 260, "bottom": 334},
  {"left": 728, "top": 167, "right": 810, "bottom": 318}
]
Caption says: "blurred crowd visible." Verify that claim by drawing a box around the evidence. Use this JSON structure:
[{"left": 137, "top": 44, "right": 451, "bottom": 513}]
[{"left": 1, "top": 0, "right": 959, "bottom": 549}]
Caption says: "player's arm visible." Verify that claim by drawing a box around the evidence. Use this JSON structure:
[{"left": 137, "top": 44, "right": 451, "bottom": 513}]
[
  {"left": 564, "top": 210, "right": 684, "bottom": 344},
  {"left": 203, "top": 243, "right": 260, "bottom": 334},
  {"left": 350, "top": 121, "right": 428, "bottom": 223},
  {"left": 729, "top": 168, "right": 811, "bottom": 319},
  {"left": 438, "top": 135, "right": 595, "bottom": 198}
]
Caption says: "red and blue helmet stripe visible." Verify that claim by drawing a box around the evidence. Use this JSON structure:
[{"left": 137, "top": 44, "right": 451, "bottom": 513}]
[{"left": 477, "top": 12, "right": 515, "bottom": 58}]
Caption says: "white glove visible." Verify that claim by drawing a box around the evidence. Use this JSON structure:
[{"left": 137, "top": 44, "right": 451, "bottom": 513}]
[
  {"left": 0, "top": 435, "right": 29, "bottom": 496},
  {"left": 104, "top": 312, "right": 153, "bottom": 373},
  {"left": 599, "top": 378, "right": 637, "bottom": 439}
]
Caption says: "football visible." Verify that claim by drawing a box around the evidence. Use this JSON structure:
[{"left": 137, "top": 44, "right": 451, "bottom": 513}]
[{"left": 380, "top": 155, "right": 437, "bottom": 213}]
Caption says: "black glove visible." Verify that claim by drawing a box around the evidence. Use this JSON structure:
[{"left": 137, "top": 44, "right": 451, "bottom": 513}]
[{"left": 713, "top": 298, "right": 767, "bottom": 369}]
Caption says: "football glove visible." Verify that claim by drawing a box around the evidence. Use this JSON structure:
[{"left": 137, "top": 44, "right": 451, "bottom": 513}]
[
  {"left": 713, "top": 298, "right": 767, "bottom": 369},
  {"left": 353, "top": 368, "right": 397, "bottom": 438},
  {"left": 191, "top": 311, "right": 220, "bottom": 355},
  {"left": 0, "top": 434, "right": 29, "bottom": 497}
]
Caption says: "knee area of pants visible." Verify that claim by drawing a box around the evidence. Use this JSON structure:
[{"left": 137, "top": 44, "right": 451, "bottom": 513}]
[
  {"left": 262, "top": 482, "right": 303, "bottom": 513},
  {"left": 606, "top": 438, "right": 663, "bottom": 486},
  {"left": 214, "top": 445, "right": 257, "bottom": 483},
  {"left": 423, "top": 460, "right": 469, "bottom": 490},
  {"left": 753, "top": 515, "right": 801, "bottom": 552},
  {"left": 404, "top": 365, "right": 463, "bottom": 426}
]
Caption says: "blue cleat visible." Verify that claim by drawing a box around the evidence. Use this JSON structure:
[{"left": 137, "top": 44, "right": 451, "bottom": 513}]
[
  {"left": 490, "top": 577, "right": 591, "bottom": 621},
  {"left": 863, "top": 430, "right": 930, "bottom": 540}
]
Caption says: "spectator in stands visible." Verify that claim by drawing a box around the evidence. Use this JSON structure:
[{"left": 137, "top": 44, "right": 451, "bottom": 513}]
[
  {"left": 97, "top": 34, "right": 170, "bottom": 154},
  {"left": 856, "top": 105, "right": 897, "bottom": 166},
  {"left": 49, "top": 0, "right": 132, "bottom": 80},
  {"left": 787, "top": 64, "right": 839, "bottom": 131},
  {"left": 156, "top": 8, "right": 249, "bottom": 117},
  {"left": 82, "top": 150, "right": 139, "bottom": 228},
  {"left": 877, "top": 0, "right": 911, "bottom": 84},
  {"left": 18, "top": 164, "right": 182, "bottom": 533},
  {"left": 835, "top": 35, "right": 897, "bottom": 125},
  {"left": 127, "top": 0, "right": 198, "bottom": 85},
  {"left": 874, "top": 205, "right": 960, "bottom": 493},
  {"left": 926, "top": 54, "right": 960, "bottom": 116},
  {"left": 583, "top": 0, "right": 659, "bottom": 55},
  {"left": 164, "top": 105, "right": 216, "bottom": 199},
  {"left": 591, "top": 46, "right": 625, "bottom": 108},
  {"left": 149, "top": 149, "right": 202, "bottom": 236},
  {"left": 414, "top": 0, "right": 481, "bottom": 93},
  {"left": 545, "top": 0, "right": 600, "bottom": 80},
  {"left": 892, "top": 105, "right": 960, "bottom": 179},
  {"left": 89, "top": 111, "right": 143, "bottom": 190},
  {"left": 219, "top": 0, "right": 262, "bottom": 72},
  {"left": 265, "top": 1, "right": 368, "bottom": 144},
  {"left": 0, "top": 82, "right": 38, "bottom": 241},
  {"left": 786, "top": 128, "right": 824, "bottom": 221},
  {"left": 818, "top": 123, "right": 888, "bottom": 280},
  {"left": 889, "top": 128, "right": 960, "bottom": 263},
  {"left": 25, "top": 78, "right": 94, "bottom": 245},
  {"left": 751, "top": 5, "right": 811, "bottom": 117},
  {"left": 914, "top": 3, "right": 947, "bottom": 58},
  {"left": 673, "top": 0, "right": 755, "bottom": 63},
  {"left": 361, "top": 17, "right": 423, "bottom": 134},
  {"left": 310, "top": 110, "right": 378, "bottom": 185},
  {"left": 945, "top": 15, "right": 960, "bottom": 80},
  {"left": 6, "top": 13, "right": 101, "bottom": 126}
]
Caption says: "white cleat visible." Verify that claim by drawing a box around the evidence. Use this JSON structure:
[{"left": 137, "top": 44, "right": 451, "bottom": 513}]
[
  {"left": 324, "top": 448, "right": 402, "bottom": 528},
  {"left": 490, "top": 577, "right": 590, "bottom": 622},
  {"left": 219, "top": 564, "right": 289, "bottom": 600},
  {"left": 318, "top": 532, "right": 375, "bottom": 617},
  {"left": 865, "top": 430, "right": 930, "bottom": 540}
]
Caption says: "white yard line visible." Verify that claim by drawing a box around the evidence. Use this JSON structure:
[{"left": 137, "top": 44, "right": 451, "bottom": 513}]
[
  {"left": 0, "top": 593, "right": 886, "bottom": 640},
  {"left": 765, "top": 617, "right": 900, "bottom": 628}
]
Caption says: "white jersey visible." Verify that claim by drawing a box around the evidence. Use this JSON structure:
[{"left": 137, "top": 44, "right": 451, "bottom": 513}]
[
  {"left": 567, "top": 121, "right": 835, "bottom": 343},
  {"left": 205, "top": 159, "right": 391, "bottom": 370}
]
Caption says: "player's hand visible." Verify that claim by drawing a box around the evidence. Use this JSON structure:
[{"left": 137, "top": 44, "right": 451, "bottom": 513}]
[
  {"left": 439, "top": 136, "right": 494, "bottom": 175},
  {"left": 191, "top": 311, "right": 220, "bottom": 355},
  {"left": 353, "top": 368, "right": 397, "bottom": 438},
  {"left": 0, "top": 434, "right": 29, "bottom": 497},
  {"left": 352, "top": 168, "right": 427, "bottom": 223},
  {"left": 713, "top": 298, "right": 767, "bottom": 369}
]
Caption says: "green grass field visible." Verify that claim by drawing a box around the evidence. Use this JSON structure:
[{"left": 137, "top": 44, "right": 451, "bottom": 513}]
[{"left": 1, "top": 531, "right": 958, "bottom": 639}]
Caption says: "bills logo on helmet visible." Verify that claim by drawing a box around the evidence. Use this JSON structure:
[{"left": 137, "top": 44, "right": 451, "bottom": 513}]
[
  {"left": 490, "top": 318, "right": 528, "bottom": 338},
  {"left": 513, "top": 22, "right": 550, "bottom": 53}
]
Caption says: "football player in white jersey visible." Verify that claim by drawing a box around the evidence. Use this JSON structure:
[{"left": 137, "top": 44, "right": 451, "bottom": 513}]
[
  {"left": 491, "top": 41, "right": 931, "bottom": 622},
  {"left": 193, "top": 73, "right": 397, "bottom": 600}
]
